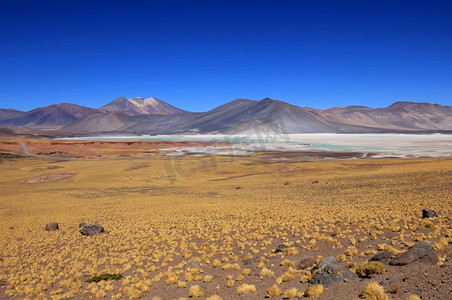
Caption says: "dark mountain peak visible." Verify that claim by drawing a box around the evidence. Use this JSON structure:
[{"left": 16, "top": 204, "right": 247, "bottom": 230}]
[
  {"left": 259, "top": 97, "right": 283, "bottom": 103},
  {"left": 101, "top": 96, "right": 187, "bottom": 115}
]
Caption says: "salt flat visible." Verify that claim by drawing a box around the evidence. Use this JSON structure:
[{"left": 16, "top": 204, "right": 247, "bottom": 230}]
[{"left": 61, "top": 133, "right": 452, "bottom": 158}]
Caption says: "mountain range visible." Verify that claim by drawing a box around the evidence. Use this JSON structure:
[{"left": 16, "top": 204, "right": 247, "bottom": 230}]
[{"left": 0, "top": 96, "right": 451, "bottom": 135}]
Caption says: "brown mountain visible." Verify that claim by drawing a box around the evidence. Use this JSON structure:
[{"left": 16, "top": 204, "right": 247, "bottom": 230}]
[
  {"left": 319, "top": 101, "right": 452, "bottom": 132},
  {"left": 0, "top": 109, "right": 25, "bottom": 120},
  {"left": 0, "top": 103, "right": 100, "bottom": 130},
  {"left": 100, "top": 96, "right": 187, "bottom": 115},
  {"left": 61, "top": 99, "right": 452, "bottom": 134},
  {"left": 2, "top": 98, "right": 451, "bottom": 134}
]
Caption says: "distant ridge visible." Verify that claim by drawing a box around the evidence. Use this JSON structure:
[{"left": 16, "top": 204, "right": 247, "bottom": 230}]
[
  {"left": 0, "top": 103, "right": 100, "bottom": 130},
  {"left": 0, "top": 97, "right": 451, "bottom": 133}
]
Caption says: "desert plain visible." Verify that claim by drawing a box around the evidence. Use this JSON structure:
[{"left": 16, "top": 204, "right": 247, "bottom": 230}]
[{"left": 0, "top": 137, "right": 451, "bottom": 300}]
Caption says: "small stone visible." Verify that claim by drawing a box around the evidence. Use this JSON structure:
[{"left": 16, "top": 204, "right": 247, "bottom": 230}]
[
  {"left": 244, "top": 258, "right": 259, "bottom": 265},
  {"left": 45, "top": 222, "right": 59, "bottom": 231},
  {"left": 184, "top": 261, "right": 199, "bottom": 268},
  {"left": 274, "top": 244, "right": 299, "bottom": 253},
  {"left": 422, "top": 208, "right": 437, "bottom": 218},
  {"left": 79, "top": 222, "right": 87, "bottom": 228},
  {"left": 80, "top": 224, "right": 105, "bottom": 236}
]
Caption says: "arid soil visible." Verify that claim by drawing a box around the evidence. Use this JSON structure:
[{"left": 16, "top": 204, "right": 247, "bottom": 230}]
[{"left": 0, "top": 139, "right": 450, "bottom": 299}]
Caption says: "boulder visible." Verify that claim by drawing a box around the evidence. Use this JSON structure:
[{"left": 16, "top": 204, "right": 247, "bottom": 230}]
[
  {"left": 369, "top": 251, "right": 394, "bottom": 265},
  {"left": 45, "top": 222, "right": 59, "bottom": 231},
  {"left": 422, "top": 208, "right": 437, "bottom": 218},
  {"left": 389, "top": 241, "right": 437, "bottom": 266},
  {"left": 80, "top": 224, "right": 105, "bottom": 236},
  {"left": 297, "top": 257, "right": 317, "bottom": 269},
  {"left": 309, "top": 257, "right": 357, "bottom": 287},
  {"left": 79, "top": 222, "right": 87, "bottom": 228}
]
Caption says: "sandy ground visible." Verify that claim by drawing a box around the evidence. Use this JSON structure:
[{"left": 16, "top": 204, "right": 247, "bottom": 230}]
[{"left": 0, "top": 152, "right": 451, "bottom": 299}]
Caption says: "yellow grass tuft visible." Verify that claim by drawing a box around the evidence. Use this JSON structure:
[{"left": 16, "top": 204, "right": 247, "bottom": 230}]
[
  {"left": 227, "top": 279, "right": 235, "bottom": 288},
  {"left": 304, "top": 284, "right": 324, "bottom": 298},
  {"left": 188, "top": 285, "right": 203, "bottom": 298},
  {"left": 242, "top": 268, "right": 251, "bottom": 276},
  {"left": 237, "top": 283, "right": 256, "bottom": 295},
  {"left": 206, "top": 295, "right": 223, "bottom": 300},
  {"left": 355, "top": 261, "right": 385, "bottom": 277},
  {"left": 280, "top": 259, "right": 295, "bottom": 267},
  {"left": 283, "top": 287, "right": 298, "bottom": 299},
  {"left": 266, "top": 284, "right": 282, "bottom": 297},
  {"left": 359, "top": 282, "right": 389, "bottom": 300},
  {"left": 260, "top": 267, "right": 274, "bottom": 278}
]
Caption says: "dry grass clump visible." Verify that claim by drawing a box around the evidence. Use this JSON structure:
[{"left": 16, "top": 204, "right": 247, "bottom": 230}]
[
  {"left": 237, "top": 283, "right": 256, "bottom": 295},
  {"left": 242, "top": 269, "right": 251, "bottom": 276},
  {"left": 359, "top": 282, "right": 389, "bottom": 300},
  {"left": 260, "top": 267, "right": 274, "bottom": 278},
  {"left": 206, "top": 295, "right": 223, "bottom": 300},
  {"left": 283, "top": 287, "right": 298, "bottom": 299},
  {"left": 188, "top": 285, "right": 203, "bottom": 297},
  {"left": 0, "top": 149, "right": 450, "bottom": 299},
  {"left": 304, "top": 284, "right": 324, "bottom": 298},
  {"left": 266, "top": 284, "right": 282, "bottom": 297},
  {"left": 355, "top": 261, "right": 385, "bottom": 277},
  {"left": 280, "top": 259, "right": 295, "bottom": 267}
]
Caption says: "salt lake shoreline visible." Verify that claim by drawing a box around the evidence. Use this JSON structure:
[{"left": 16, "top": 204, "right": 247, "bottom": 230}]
[{"left": 56, "top": 133, "right": 452, "bottom": 159}]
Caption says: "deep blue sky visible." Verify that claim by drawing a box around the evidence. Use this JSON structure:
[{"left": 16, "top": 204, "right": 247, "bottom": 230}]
[{"left": 1, "top": 0, "right": 451, "bottom": 112}]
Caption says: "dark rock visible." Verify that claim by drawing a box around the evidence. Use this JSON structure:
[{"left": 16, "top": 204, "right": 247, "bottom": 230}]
[
  {"left": 17, "top": 238, "right": 23, "bottom": 241},
  {"left": 184, "top": 261, "right": 199, "bottom": 268},
  {"left": 312, "top": 257, "right": 337, "bottom": 271},
  {"left": 274, "top": 244, "right": 289, "bottom": 253},
  {"left": 274, "top": 244, "right": 299, "bottom": 253},
  {"left": 244, "top": 258, "right": 259, "bottom": 265},
  {"left": 312, "top": 180, "right": 319, "bottom": 183},
  {"left": 389, "top": 241, "right": 437, "bottom": 266},
  {"left": 422, "top": 208, "right": 437, "bottom": 218},
  {"left": 310, "top": 257, "right": 357, "bottom": 287},
  {"left": 80, "top": 224, "right": 105, "bottom": 236},
  {"left": 370, "top": 251, "right": 394, "bottom": 265},
  {"left": 297, "top": 257, "right": 317, "bottom": 269},
  {"left": 284, "top": 182, "right": 289, "bottom": 185},
  {"left": 9, "top": 227, "right": 13, "bottom": 229},
  {"left": 45, "top": 222, "right": 59, "bottom": 231},
  {"left": 79, "top": 222, "right": 87, "bottom": 228},
  {"left": 235, "top": 186, "right": 241, "bottom": 189}
]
